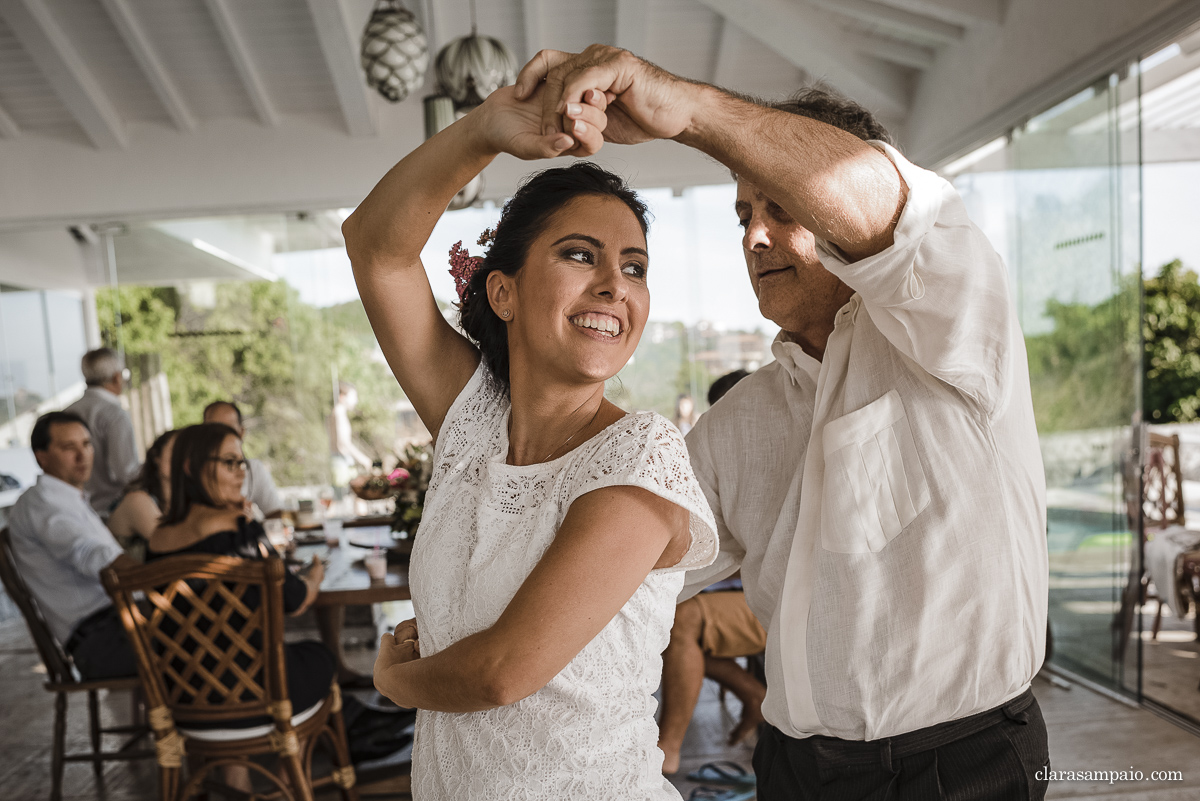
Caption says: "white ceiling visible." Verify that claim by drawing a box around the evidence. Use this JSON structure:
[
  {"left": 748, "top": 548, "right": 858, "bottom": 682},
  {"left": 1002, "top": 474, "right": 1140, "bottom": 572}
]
[{"left": 0, "top": 0, "right": 1196, "bottom": 231}]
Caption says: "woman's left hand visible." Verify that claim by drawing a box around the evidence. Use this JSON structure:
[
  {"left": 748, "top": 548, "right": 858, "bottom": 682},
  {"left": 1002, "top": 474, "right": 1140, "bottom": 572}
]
[
  {"left": 375, "top": 618, "right": 421, "bottom": 681},
  {"left": 474, "top": 84, "right": 608, "bottom": 160}
]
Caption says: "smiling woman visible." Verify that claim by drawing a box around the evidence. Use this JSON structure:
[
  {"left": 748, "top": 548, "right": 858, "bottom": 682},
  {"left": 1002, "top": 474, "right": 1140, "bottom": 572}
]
[{"left": 342, "top": 83, "right": 718, "bottom": 800}]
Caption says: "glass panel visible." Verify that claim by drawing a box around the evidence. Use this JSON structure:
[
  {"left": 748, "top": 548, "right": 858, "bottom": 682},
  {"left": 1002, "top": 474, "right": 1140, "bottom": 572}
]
[
  {"left": 0, "top": 289, "right": 51, "bottom": 425},
  {"left": 1134, "top": 29, "right": 1200, "bottom": 725},
  {"left": 950, "top": 68, "right": 1143, "bottom": 694}
]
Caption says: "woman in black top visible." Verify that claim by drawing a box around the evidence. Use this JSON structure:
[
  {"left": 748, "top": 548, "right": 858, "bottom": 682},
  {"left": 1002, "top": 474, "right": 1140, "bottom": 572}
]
[{"left": 148, "top": 423, "right": 334, "bottom": 789}]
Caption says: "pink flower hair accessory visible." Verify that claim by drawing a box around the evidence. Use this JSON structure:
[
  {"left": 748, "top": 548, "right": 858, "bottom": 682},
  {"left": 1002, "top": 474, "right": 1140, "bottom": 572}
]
[{"left": 448, "top": 242, "right": 484, "bottom": 303}]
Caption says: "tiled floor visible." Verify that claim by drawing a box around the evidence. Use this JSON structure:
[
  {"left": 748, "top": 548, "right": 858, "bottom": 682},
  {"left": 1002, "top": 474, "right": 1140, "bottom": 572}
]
[{"left": 3, "top": 614, "right": 1200, "bottom": 801}]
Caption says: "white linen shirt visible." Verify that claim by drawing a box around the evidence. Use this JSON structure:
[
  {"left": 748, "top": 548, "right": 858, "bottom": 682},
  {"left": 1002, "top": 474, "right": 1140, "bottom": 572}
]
[
  {"left": 682, "top": 143, "right": 1049, "bottom": 742},
  {"left": 244, "top": 458, "right": 283, "bottom": 517},
  {"left": 7, "top": 474, "right": 125, "bottom": 643}
]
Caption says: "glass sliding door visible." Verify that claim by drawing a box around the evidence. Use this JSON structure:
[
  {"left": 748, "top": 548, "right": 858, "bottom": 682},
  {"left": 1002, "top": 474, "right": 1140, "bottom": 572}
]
[{"left": 950, "top": 65, "right": 1143, "bottom": 695}]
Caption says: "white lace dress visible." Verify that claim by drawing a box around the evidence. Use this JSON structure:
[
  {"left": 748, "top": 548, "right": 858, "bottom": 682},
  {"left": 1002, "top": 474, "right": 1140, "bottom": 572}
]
[{"left": 409, "top": 364, "right": 718, "bottom": 800}]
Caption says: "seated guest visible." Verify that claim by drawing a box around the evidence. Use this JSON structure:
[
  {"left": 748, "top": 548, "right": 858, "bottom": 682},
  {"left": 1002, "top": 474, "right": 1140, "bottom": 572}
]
[
  {"left": 658, "top": 369, "right": 765, "bottom": 775},
  {"left": 148, "top": 423, "right": 332, "bottom": 715},
  {"left": 65, "top": 348, "right": 140, "bottom": 518},
  {"left": 202, "top": 401, "right": 284, "bottom": 519},
  {"left": 7, "top": 412, "right": 137, "bottom": 679},
  {"left": 108, "top": 429, "right": 177, "bottom": 559}
]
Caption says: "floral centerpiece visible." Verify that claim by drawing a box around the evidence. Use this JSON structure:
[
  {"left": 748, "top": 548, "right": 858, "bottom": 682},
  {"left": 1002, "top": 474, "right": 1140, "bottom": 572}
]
[
  {"left": 348, "top": 441, "right": 433, "bottom": 537},
  {"left": 389, "top": 441, "right": 433, "bottom": 536}
]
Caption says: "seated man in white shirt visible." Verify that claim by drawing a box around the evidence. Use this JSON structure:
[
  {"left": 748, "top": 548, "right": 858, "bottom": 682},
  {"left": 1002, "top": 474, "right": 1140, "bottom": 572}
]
[
  {"left": 203, "top": 401, "right": 284, "bottom": 519},
  {"left": 519, "top": 50, "right": 1050, "bottom": 799},
  {"left": 8, "top": 412, "right": 138, "bottom": 679}
]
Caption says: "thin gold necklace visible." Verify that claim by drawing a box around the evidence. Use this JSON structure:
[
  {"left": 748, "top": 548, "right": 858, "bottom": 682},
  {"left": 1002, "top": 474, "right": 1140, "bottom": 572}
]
[{"left": 510, "top": 398, "right": 604, "bottom": 464}]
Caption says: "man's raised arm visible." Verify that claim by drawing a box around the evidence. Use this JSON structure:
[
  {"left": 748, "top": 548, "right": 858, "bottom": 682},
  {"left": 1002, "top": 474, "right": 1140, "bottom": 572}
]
[{"left": 514, "top": 45, "right": 907, "bottom": 261}]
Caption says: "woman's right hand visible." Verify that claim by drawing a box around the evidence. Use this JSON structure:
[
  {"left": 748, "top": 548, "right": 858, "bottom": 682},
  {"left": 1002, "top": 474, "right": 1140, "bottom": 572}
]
[{"left": 472, "top": 84, "right": 609, "bottom": 161}]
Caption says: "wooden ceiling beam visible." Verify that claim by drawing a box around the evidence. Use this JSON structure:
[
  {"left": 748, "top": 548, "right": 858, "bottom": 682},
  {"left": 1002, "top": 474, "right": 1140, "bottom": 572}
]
[
  {"left": 709, "top": 17, "right": 738, "bottom": 87},
  {"left": 203, "top": 0, "right": 279, "bottom": 127},
  {"left": 99, "top": 0, "right": 196, "bottom": 132},
  {"left": 0, "top": 0, "right": 127, "bottom": 148},
  {"left": 616, "top": 0, "right": 648, "bottom": 55},
  {"left": 871, "top": 0, "right": 1003, "bottom": 29},
  {"left": 849, "top": 31, "right": 936, "bottom": 70},
  {"left": 694, "top": 0, "right": 908, "bottom": 118},
  {"left": 806, "top": 0, "right": 965, "bottom": 47},
  {"left": 522, "top": 0, "right": 546, "bottom": 62},
  {"left": 0, "top": 100, "right": 19, "bottom": 138},
  {"left": 304, "top": 0, "right": 377, "bottom": 138}
]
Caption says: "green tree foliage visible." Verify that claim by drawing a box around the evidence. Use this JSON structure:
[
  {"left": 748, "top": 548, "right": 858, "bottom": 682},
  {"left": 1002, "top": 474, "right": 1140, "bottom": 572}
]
[
  {"left": 1022, "top": 260, "right": 1200, "bottom": 432},
  {"left": 1023, "top": 274, "right": 1140, "bottom": 433},
  {"left": 1144, "top": 259, "right": 1200, "bottom": 423},
  {"left": 96, "top": 281, "right": 405, "bottom": 486}
]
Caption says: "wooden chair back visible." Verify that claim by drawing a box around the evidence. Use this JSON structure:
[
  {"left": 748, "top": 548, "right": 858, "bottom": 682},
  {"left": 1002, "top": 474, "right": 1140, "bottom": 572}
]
[
  {"left": 101, "top": 554, "right": 292, "bottom": 729},
  {"left": 1144, "top": 432, "right": 1185, "bottom": 531},
  {"left": 0, "top": 528, "right": 75, "bottom": 685}
]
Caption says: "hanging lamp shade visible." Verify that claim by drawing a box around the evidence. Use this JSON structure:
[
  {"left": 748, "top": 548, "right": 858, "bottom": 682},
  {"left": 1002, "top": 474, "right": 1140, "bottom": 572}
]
[
  {"left": 361, "top": 0, "right": 429, "bottom": 103},
  {"left": 434, "top": 34, "right": 517, "bottom": 107}
]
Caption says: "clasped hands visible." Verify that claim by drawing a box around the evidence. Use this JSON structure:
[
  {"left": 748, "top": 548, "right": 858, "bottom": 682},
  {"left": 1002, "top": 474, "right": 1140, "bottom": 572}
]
[
  {"left": 376, "top": 617, "right": 421, "bottom": 676},
  {"left": 476, "top": 45, "right": 700, "bottom": 162}
]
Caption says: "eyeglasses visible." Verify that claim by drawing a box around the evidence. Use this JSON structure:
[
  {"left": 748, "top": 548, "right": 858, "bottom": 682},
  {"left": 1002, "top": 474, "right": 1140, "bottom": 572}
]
[{"left": 209, "top": 457, "right": 248, "bottom": 472}]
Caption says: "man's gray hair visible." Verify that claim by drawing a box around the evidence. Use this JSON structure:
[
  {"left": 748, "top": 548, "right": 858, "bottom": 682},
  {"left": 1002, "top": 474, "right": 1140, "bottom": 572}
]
[
  {"left": 770, "top": 85, "right": 895, "bottom": 146},
  {"left": 81, "top": 347, "right": 124, "bottom": 386}
]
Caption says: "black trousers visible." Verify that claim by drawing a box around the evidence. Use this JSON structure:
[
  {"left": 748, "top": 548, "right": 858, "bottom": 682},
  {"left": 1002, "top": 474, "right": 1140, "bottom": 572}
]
[
  {"left": 754, "top": 689, "right": 1049, "bottom": 801},
  {"left": 66, "top": 605, "right": 138, "bottom": 680}
]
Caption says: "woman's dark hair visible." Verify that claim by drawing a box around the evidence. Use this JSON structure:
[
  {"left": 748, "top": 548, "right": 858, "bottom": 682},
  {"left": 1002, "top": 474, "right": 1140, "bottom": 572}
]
[
  {"left": 126, "top": 429, "right": 177, "bottom": 507},
  {"left": 458, "top": 162, "right": 651, "bottom": 391},
  {"left": 160, "top": 423, "right": 241, "bottom": 526}
]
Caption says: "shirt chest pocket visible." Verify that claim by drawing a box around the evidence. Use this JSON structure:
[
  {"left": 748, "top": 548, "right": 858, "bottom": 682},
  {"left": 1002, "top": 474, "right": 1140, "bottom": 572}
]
[{"left": 820, "top": 389, "right": 931, "bottom": 554}]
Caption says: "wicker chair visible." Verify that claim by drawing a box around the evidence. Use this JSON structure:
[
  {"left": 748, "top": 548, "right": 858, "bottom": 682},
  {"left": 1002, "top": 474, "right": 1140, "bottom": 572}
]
[
  {"left": 0, "top": 528, "right": 152, "bottom": 801},
  {"left": 101, "top": 553, "right": 357, "bottom": 801}
]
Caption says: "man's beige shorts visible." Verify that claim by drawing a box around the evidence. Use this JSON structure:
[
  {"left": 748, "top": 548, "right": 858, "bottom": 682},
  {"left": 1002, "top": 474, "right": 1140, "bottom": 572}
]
[{"left": 692, "top": 590, "right": 767, "bottom": 659}]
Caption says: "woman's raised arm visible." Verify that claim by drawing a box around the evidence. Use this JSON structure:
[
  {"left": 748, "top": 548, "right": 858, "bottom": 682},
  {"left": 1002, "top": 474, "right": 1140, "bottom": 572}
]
[
  {"left": 342, "top": 87, "right": 604, "bottom": 438},
  {"left": 373, "top": 484, "right": 690, "bottom": 712}
]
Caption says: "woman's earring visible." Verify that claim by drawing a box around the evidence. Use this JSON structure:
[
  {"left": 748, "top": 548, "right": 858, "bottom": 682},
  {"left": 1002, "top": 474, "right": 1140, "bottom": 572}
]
[{"left": 502, "top": 310, "right": 511, "bottom": 319}]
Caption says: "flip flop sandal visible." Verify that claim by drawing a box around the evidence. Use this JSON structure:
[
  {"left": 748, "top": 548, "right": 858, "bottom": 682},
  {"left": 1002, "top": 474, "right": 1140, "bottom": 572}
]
[{"left": 686, "top": 760, "right": 756, "bottom": 785}]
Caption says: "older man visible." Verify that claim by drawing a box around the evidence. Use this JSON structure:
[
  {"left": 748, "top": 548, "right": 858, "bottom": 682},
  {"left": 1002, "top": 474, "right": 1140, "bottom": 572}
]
[
  {"left": 516, "top": 51, "right": 1049, "bottom": 799},
  {"left": 7, "top": 412, "right": 137, "bottom": 679},
  {"left": 203, "top": 400, "right": 284, "bottom": 519},
  {"left": 64, "top": 348, "right": 139, "bottom": 517}
]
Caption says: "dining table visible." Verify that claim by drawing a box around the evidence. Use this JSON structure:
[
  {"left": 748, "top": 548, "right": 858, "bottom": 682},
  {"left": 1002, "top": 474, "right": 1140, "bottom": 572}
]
[{"left": 292, "top": 523, "right": 411, "bottom": 685}]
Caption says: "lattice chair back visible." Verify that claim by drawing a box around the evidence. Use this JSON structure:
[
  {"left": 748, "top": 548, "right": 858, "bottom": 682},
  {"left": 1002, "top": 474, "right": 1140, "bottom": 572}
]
[
  {"left": 0, "top": 528, "right": 75, "bottom": 685},
  {"left": 1144, "top": 432, "right": 1185, "bottom": 531},
  {"left": 101, "top": 555, "right": 295, "bottom": 740}
]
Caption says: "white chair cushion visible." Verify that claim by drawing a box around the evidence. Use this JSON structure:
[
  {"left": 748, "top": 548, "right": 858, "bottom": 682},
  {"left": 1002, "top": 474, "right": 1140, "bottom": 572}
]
[{"left": 177, "top": 697, "right": 325, "bottom": 742}]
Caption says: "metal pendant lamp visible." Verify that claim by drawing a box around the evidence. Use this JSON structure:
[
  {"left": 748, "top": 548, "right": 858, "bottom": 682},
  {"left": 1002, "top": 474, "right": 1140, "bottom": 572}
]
[
  {"left": 423, "top": 0, "right": 517, "bottom": 209},
  {"left": 361, "top": 0, "right": 429, "bottom": 103}
]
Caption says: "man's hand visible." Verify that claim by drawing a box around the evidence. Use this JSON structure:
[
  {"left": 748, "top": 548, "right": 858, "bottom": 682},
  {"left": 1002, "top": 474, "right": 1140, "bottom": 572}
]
[{"left": 513, "top": 45, "right": 701, "bottom": 147}]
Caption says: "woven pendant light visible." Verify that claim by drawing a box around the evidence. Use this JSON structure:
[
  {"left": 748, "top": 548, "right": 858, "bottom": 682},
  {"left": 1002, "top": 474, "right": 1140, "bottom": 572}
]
[
  {"left": 361, "top": 0, "right": 429, "bottom": 103},
  {"left": 434, "top": 33, "right": 517, "bottom": 108}
]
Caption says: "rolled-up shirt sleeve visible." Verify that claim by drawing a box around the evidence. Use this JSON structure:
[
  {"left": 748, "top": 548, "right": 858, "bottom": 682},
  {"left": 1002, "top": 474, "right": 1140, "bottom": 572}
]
[
  {"left": 816, "top": 142, "right": 1017, "bottom": 418},
  {"left": 41, "top": 509, "right": 124, "bottom": 578}
]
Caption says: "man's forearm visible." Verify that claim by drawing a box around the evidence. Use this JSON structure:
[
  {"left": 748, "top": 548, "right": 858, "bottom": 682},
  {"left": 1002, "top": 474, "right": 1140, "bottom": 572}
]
[{"left": 674, "top": 83, "right": 906, "bottom": 260}]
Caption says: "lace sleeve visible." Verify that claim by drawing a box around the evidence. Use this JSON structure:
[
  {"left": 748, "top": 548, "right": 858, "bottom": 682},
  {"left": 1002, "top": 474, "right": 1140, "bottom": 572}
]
[{"left": 562, "top": 413, "right": 718, "bottom": 573}]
